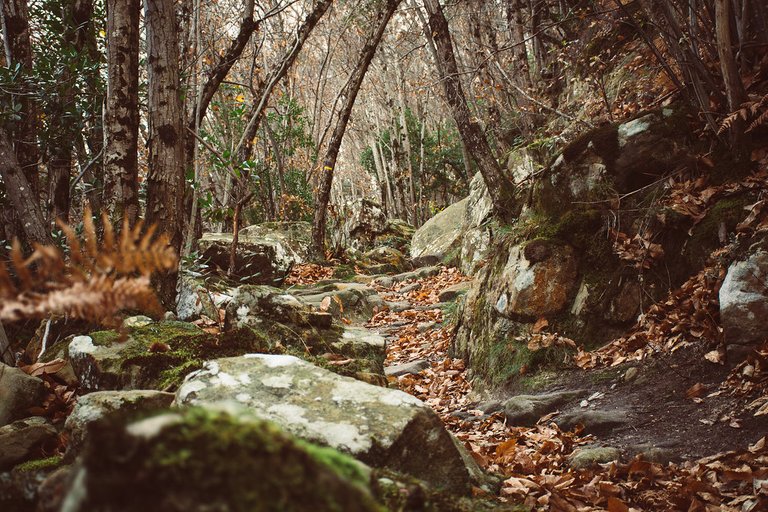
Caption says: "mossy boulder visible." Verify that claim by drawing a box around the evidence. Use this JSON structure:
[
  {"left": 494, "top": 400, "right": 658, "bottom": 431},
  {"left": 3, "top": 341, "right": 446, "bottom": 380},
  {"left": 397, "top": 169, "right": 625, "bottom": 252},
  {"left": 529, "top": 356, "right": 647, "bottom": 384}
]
[
  {"left": 64, "top": 390, "right": 174, "bottom": 458},
  {"left": 410, "top": 198, "right": 468, "bottom": 264},
  {"left": 60, "top": 408, "right": 384, "bottom": 512},
  {"left": 175, "top": 355, "right": 485, "bottom": 494}
]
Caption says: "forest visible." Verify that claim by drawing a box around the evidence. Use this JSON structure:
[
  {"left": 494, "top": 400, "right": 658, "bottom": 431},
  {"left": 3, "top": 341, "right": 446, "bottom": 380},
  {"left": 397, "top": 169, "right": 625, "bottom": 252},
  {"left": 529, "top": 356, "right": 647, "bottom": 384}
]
[{"left": 1, "top": 0, "right": 767, "bottom": 510}]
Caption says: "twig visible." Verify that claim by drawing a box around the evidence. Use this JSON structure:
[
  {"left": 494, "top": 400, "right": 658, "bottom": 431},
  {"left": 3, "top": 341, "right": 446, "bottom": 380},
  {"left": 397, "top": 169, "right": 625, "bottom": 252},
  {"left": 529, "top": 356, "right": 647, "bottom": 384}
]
[{"left": 0, "top": 319, "right": 13, "bottom": 366}]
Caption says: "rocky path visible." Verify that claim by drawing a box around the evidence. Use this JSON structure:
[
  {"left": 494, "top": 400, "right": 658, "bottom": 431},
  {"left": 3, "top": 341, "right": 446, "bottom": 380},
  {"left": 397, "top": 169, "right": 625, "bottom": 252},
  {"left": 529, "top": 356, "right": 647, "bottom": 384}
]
[{"left": 361, "top": 265, "right": 768, "bottom": 511}]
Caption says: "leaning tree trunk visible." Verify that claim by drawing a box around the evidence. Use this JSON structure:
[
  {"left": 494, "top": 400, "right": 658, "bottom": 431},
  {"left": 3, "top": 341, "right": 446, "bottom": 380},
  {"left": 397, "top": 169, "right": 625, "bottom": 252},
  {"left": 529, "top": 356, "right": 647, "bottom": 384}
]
[
  {"left": 422, "top": 0, "right": 517, "bottom": 221},
  {"left": 310, "top": 0, "right": 402, "bottom": 258},
  {"left": 145, "top": 0, "right": 186, "bottom": 307},
  {"left": 0, "top": 128, "right": 52, "bottom": 245},
  {"left": 1, "top": 0, "right": 40, "bottom": 195},
  {"left": 103, "top": 0, "right": 141, "bottom": 225}
]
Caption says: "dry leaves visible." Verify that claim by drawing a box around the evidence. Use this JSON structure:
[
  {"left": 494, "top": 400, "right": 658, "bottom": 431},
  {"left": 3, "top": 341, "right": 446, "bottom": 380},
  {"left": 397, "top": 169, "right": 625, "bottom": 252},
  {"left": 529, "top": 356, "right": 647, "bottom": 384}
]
[{"left": 285, "top": 263, "right": 333, "bottom": 286}]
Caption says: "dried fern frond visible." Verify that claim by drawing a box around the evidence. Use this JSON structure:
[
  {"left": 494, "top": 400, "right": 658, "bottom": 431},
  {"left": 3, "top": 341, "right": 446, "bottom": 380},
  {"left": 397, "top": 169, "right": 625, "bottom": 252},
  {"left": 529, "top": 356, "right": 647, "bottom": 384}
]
[
  {"left": 719, "top": 94, "right": 768, "bottom": 134},
  {"left": 0, "top": 208, "right": 177, "bottom": 325}
]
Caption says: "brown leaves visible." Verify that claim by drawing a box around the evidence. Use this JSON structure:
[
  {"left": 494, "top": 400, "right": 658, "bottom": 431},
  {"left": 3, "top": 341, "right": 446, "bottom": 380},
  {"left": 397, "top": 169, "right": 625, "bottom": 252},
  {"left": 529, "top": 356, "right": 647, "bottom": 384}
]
[
  {"left": 609, "top": 228, "right": 664, "bottom": 270},
  {"left": 285, "top": 263, "right": 333, "bottom": 286}
]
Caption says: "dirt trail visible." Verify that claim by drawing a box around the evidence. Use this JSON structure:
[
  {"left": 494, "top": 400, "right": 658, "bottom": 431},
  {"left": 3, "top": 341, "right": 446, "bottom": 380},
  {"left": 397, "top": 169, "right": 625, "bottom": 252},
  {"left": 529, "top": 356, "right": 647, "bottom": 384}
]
[{"left": 363, "top": 266, "right": 768, "bottom": 511}]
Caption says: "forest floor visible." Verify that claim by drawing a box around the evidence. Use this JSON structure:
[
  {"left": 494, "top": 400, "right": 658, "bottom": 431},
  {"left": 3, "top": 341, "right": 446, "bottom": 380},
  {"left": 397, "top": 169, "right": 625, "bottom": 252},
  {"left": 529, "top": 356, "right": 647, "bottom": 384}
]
[{"left": 345, "top": 266, "right": 768, "bottom": 511}]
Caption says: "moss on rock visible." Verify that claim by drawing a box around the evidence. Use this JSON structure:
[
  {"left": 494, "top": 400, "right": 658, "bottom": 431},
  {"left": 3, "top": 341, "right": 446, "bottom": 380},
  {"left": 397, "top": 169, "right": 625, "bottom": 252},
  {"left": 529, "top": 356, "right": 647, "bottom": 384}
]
[{"left": 73, "top": 408, "right": 384, "bottom": 512}]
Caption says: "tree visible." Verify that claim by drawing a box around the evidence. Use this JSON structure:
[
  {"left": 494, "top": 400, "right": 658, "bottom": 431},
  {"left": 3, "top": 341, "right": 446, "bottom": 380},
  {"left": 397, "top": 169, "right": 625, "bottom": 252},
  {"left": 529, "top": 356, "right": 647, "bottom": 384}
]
[
  {"left": 0, "top": 127, "right": 51, "bottom": 245},
  {"left": 1, "top": 0, "right": 40, "bottom": 193},
  {"left": 144, "top": 0, "right": 185, "bottom": 306},
  {"left": 310, "top": 0, "right": 402, "bottom": 258},
  {"left": 421, "top": 0, "right": 516, "bottom": 221},
  {"left": 103, "top": 0, "right": 141, "bottom": 224}
]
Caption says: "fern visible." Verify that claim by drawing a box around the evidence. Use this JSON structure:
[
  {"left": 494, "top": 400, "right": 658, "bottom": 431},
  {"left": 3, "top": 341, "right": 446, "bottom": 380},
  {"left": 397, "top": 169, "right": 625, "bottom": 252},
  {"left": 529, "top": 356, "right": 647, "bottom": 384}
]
[
  {"left": 0, "top": 208, "right": 177, "bottom": 325},
  {"left": 719, "top": 93, "right": 768, "bottom": 134}
]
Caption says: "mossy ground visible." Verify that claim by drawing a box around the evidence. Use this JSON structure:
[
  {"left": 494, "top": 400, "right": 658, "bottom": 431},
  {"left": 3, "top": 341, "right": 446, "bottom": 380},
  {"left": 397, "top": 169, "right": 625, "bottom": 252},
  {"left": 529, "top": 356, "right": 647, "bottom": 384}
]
[{"left": 91, "top": 319, "right": 383, "bottom": 391}]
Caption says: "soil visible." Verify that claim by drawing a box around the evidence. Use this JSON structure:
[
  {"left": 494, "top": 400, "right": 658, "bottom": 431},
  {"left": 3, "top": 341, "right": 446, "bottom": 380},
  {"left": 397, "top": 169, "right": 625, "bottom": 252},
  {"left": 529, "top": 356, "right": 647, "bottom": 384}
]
[{"left": 513, "top": 342, "right": 768, "bottom": 462}]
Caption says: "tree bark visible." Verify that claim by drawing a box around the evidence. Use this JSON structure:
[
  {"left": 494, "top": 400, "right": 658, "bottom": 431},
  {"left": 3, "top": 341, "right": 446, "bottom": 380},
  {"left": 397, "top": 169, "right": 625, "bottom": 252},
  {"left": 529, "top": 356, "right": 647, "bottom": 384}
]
[
  {"left": 103, "top": 0, "right": 140, "bottom": 224},
  {"left": 0, "top": 127, "right": 52, "bottom": 245},
  {"left": 310, "top": 0, "right": 402, "bottom": 258},
  {"left": 421, "top": 0, "right": 516, "bottom": 221},
  {"left": 715, "top": 0, "right": 747, "bottom": 153},
  {"left": 1, "top": 0, "right": 40, "bottom": 194},
  {"left": 145, "top": 0, "right": 185, "bottom": 306}
]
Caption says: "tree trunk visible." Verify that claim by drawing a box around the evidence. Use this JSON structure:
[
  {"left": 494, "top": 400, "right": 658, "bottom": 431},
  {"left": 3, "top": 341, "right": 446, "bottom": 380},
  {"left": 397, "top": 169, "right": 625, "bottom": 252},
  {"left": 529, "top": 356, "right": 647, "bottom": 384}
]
[
  {"left": 186, "top": 0, "right": 257, "bottom": 158},
  {"left": 715, "top": 0, "right": 747, "bottom": 154},
  {"left": 421, "top": 0, "right": 516, "bottom": 221},
  {"left": 145, "top": 0, "right": 185, "bottom": 306},
  {"left": 310, "top": 0, "right": 401, "bottom": 258},
  {"left": 103, "top": 0, "right": 140, "bottom": 224},
  {"left": 0, "top": 128, "right": 52, "bottom": 245},
  {"left": 1, "top": 0, "right": 40, "bottom": 194}
]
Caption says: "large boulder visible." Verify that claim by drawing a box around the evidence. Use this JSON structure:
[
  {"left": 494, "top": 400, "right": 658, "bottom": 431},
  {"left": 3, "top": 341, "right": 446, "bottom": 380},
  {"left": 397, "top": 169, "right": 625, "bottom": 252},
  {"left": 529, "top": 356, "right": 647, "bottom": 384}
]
[
  {"left": 198, "top": 221, "right": 311, "bottom": 285},
  {"left": 292, "top": 282, "right": 386, "bottom": 322},
  {"left": 0, "top": 417, "right": 58, "bottom": 470},
  {"left": 59, "top": 408, "right": 383, "bottom": 512},
  {"left": 460, "top": 173, "right": 495, "bottom": 275},
  {"left": 64, "top": 390, "right": 174, "bottom": 458},
  {"left": 175, "top": 355, "right": 483, "bottom": 493},
  {"left": 0, "top": 364, "right": 47, "bottom": 427},
  {"left": 719, "top": 249, "right": 768, "bottom": 345},
  {"left": 492, "top": 241, "right": 579, "bottom": 317},
  {"left": 410, "top": 198, "right": 468, "bottom": 264}
]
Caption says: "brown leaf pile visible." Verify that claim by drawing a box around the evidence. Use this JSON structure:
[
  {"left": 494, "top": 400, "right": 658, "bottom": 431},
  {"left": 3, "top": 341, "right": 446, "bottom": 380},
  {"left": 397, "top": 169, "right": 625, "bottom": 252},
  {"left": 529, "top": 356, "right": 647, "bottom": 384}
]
[
  {"left": 285, "top": 263, "right": 333, "bottom": 286},
  {"left": 373, "top": 266, "right": 470, "bottom": 306},
  {"left": 609, "top": 229, "right": 664, "bottom": 270}
]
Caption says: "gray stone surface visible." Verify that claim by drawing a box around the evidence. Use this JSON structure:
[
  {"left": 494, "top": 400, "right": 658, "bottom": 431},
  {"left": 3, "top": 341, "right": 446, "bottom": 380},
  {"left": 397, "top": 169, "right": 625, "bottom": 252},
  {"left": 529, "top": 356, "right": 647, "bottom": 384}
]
[
  {"left": 410, "top": 198, "right": 468, "bottom": 263},
  {"left": 174, "top": 354, "right": 481, "bottom": 493},
  {"left": 0, "top": 417, "right": 58, "bottom": 470},
  {"left": 569, "top": 446, "right": 621, "bottom": 469},
  {"left": 719, "top": 250, "right": 768, "bottom": 345},
  {"left": 384, "top": 359, "right": 430, "bottom": 377},
  {"left": 555, "top": 409, "right": 630, "bottom": 434},
  {"left": 0, "top": 363, "right": 47, "bottom": 427},
  {"left": 502, "top": 390, "right": 586, "bottom": 426},
  {"left": 438, "top": 281, "right": 472, "bottom": 302},
  {"left": 64, "top": 390, "right": 174, "bottom": 457}
]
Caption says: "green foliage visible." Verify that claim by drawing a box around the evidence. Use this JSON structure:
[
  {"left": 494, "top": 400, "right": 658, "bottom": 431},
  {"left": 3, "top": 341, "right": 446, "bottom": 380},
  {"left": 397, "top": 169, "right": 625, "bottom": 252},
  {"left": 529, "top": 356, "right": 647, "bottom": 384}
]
[{"left": 360, "top": 110, "right": 469, "bottom": 210}]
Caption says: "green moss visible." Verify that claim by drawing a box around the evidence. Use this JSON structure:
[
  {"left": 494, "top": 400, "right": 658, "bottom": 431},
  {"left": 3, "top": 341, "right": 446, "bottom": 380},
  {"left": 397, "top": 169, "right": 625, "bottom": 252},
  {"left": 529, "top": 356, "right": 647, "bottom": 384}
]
[
  {"left": 89, "top": 330, "right": 121, "bottom": 346},
  {"left": 81, "top": 408, "right": 383, "bottom": 512},
  {"left": 13, "top": 455, "right": 63, "bottom": 473},
  {"left": 332, "top": 264, "right": 357, "bottom": 280},
  {"left": 686, "top": 195, "right": 754, "bottom": 268}
]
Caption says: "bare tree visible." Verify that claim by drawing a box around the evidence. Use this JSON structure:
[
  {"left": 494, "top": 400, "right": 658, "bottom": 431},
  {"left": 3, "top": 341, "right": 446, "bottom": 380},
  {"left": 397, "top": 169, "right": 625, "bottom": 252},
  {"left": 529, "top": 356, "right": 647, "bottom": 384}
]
[
  {"left": 311, "top": 0, "right": 402, "bottom": 258},
  {"left": 421, "top": 0, "right": 516, "bottom": 221}
]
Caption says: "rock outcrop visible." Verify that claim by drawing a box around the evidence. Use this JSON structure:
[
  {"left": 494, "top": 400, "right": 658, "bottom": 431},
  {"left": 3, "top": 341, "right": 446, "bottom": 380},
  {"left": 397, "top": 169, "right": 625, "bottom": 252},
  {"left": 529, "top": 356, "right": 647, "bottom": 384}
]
[
  {"left": 719, "top": 249, "right": 768, "bottom": 345},
  {"left": 0, "top": 364, "right": 47, "bottom": 427},
  {"left": 198, "top": 221, "right": 311, "bottom": 285},
  {"left": 175, "top": 354, "right": 483, "bottom": 493}
]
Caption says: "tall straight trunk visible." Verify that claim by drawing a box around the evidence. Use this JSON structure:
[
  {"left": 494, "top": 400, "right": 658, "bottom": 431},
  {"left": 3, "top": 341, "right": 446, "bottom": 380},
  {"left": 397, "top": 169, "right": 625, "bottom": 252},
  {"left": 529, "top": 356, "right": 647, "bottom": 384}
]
[
  {"left": 103, "top": 0, "right": 140, "bottom": 224},
  {"left": 396, "top": 62, "right": 416, "bottom": 224},
  {"left": 422, "top": 0, "right": 516, "bottom": 221},
  {"left": 715, "top": 0, "right": 747, "bottom": 154},
  {"left": 48, "top": 0, "right": 96, "bottom": 224},
  {"left": 310, "top": 0, "right": 401, "bottom": 258},
  {"left": 507, "top": 0, "right": 532, "bottom": 90},
  {"left": 1, "top": 0, "right": 39, "bottom": 194},
  {"left": 145, "top": 0, "right": 185, "bottom": 306},
  {"left": 0, "top": 128, "right": 52, "bottom": 245}
]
